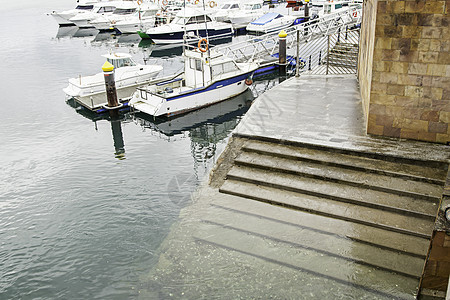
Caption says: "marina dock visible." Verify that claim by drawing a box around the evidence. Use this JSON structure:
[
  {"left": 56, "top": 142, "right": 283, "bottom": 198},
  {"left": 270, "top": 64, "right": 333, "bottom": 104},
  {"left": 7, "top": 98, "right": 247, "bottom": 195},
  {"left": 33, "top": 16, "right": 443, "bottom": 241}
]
[{"left": 137, "top": 74, "right": 449, "bottom": 299}]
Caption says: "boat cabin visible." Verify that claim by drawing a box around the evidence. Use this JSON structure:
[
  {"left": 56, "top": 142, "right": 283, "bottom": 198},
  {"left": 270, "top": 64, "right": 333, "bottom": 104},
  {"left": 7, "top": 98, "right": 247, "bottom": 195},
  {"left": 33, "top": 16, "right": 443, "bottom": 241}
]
[{"left": 102, "top": 53, "right": 137, "bottom": 69}]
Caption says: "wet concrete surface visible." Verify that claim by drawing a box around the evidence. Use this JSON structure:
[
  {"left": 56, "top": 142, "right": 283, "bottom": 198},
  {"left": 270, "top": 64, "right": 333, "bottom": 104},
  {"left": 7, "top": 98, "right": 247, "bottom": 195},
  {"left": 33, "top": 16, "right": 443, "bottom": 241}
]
[
  {"left": 138, "top": 75, "right": 450, "bottom": 299},
  {"left": 236, "top": 75, "right": 449, "bottom": 163}
]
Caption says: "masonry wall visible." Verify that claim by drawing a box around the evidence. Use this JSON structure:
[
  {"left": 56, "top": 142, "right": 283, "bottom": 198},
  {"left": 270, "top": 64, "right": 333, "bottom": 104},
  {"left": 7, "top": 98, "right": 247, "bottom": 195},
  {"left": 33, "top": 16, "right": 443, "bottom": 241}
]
[{"left": 361, "top": 0, "right": 450, "bottom": 143}]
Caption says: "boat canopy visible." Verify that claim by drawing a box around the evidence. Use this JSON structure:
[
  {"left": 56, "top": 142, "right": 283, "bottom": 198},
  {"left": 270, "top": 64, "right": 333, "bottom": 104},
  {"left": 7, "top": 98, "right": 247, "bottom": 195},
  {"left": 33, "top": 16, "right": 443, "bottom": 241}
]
[
  {"left": 250, "top": 13, "right": 282, "bottom": 25},
  {"left": 102, "top": 53, "right": 136, "bottom": 69}
]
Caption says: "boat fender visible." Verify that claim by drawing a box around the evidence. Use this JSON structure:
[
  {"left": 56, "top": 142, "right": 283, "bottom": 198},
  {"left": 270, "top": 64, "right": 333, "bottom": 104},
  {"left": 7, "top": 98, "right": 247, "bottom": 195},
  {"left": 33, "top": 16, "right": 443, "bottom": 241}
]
[
  {"left": 245, "top": 78, "right": 253, "bottom": 85},
  {"left": 209, "top": 1, "right": 217, "bottom": 8},
  {"left": 198, "top": 38, "right": 208, "bottom": 53}
]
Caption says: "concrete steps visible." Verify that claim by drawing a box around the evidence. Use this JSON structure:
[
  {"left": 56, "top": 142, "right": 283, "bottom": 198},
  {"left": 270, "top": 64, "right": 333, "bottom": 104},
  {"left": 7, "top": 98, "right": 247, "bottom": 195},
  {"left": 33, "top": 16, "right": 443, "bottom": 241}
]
[
  {"left": 198, "top": 202, "right": 425, "bottom": 279},
  {"left": 216, "top": 138, "right": 446, "bottom": 287}
]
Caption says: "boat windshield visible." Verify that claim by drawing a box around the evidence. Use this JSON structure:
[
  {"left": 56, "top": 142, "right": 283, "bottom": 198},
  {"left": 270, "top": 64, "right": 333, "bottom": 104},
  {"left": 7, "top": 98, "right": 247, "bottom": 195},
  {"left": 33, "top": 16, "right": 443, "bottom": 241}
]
[
  {"left": 244, "top": 3, "right": 261, "bottom": 10},
  {"left": 113, "top": 8, "right": 136, "bottom": 15},
  {"left": 76, "top": 5, "right": 94, "bottom": 10},
  {"left": 96, "top": 6, "right": 116, "bottom": 13},
  {"left": 220, "top": 4, "right": 230, "bottom": 9},
  {"left": 107, "top": 57, "right": 136, "bottom": 69}
]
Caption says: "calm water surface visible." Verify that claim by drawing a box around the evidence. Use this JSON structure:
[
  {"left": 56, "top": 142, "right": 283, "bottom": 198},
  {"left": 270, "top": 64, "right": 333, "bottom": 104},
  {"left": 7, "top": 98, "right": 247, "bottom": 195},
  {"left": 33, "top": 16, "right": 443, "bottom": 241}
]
[{"left": 0, "top": 1, "right": 279, "bottom": 298}]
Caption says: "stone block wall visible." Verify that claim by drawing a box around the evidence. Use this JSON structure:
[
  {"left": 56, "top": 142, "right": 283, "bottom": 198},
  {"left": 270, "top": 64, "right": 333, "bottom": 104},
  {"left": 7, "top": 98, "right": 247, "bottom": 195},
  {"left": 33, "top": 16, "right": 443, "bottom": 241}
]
[{"left": 359, "top": 0, "right": 450, "bottom": 143}]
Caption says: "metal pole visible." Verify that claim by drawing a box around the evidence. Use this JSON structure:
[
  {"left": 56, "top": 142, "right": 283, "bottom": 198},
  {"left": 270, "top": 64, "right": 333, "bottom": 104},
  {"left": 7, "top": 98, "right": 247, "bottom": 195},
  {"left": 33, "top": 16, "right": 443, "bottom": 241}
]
[
  {"left": 278, "top": 30, "right": 287, "bottom": 76},
  {"left": 326, "top": 35, "right": 330, "bottom": 75},
  {"left": 308, "top": 55, "right": 312, "bottom": 70},
  {"left": 319, "top": 50, "right": 322, "bottom": 65},
  {"left": 296, "top": 29, "right": 300, "bottom": 77}
]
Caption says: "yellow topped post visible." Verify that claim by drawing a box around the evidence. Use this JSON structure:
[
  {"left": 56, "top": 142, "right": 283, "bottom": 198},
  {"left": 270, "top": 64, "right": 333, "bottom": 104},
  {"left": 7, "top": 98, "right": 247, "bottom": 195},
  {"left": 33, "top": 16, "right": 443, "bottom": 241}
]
[
  {"left": 102, "top": 61, "right": 114, "bottom": 72},
  {"left": 278, "top": 30, "right": 287, "bottom": 38}
]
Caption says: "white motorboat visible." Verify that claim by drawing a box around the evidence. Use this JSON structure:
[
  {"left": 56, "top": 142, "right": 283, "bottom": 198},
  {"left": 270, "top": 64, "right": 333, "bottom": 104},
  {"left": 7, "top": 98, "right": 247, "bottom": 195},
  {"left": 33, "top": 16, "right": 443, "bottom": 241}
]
[
  {"left": 49, "top": 0, "right": 98, "bottom": 26},
  {"left": 89, "top": 2, "right": 139, "bottom": 31},
  {"left": 212, "top": 0, "right": 241, "bottom": 22},
  {"left": 225, "top": 0, "right": 265, "bottom": 29},
  {"left": 63, "top": 52, "right": 163, "bottom": 99},
  {"left": 246, "top": 12, "right": 298, "bottom": 34},
  {"left": 128, "top": 42, "right": 259, "bottom": 117},
  {"left": 69, "top": 1, "right": 124, "bottom": 29},
  {"left": 113, "top": 3, "right": 160, "bottom": 33},
  {"left": 138, "top": 7, "right": 234, "bottom": 44}
]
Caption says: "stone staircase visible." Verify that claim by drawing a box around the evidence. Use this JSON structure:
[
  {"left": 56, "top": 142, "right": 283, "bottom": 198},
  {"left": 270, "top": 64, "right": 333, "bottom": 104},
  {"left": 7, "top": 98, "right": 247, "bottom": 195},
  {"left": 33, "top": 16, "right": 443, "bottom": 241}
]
[
  {"left": 215, "top": 137, "right": 448, "bottom": 294},
  {"left": 327, "top": 42, "right": 359, "bottom": 69}
]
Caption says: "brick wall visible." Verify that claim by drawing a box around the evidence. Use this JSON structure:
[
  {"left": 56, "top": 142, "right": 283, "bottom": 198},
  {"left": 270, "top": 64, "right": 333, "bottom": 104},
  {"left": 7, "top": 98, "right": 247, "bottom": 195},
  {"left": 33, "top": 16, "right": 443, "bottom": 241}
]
[
  {"left": 421, "top": 231, "right": 450, "bottom": 292},
  {"left": 359, "top": 0, "right": 450, "bottom": 143}
]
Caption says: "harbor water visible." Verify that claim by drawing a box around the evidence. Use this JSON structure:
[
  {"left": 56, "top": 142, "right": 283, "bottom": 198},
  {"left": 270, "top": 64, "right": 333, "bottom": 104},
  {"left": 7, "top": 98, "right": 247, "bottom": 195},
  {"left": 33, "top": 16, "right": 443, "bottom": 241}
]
[{"left": 0, "top": 1, "right": 279, "bottom": 298}]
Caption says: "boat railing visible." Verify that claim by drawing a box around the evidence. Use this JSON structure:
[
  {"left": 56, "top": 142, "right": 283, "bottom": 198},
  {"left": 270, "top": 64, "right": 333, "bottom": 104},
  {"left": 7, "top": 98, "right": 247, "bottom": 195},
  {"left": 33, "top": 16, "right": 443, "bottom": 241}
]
[{"left": 212, "top": 6, "right": 362, "bottom": 65}]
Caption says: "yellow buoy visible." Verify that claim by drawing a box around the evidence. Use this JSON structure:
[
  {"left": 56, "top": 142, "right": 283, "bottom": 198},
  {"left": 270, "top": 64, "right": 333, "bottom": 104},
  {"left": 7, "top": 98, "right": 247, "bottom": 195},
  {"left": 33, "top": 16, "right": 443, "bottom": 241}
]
[
  {"left": 278, "top": 30, "right": 287, "bottom": 38},
  {"left": 102, "top": 61, "right": 114, "bottom": 72}
]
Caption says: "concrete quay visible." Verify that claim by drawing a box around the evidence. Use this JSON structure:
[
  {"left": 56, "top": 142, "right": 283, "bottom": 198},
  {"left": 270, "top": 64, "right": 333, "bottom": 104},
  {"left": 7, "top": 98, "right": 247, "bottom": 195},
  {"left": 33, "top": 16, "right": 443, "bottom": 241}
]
[{"left": 138, "top": 75, "right": 450, "bottom": 299}]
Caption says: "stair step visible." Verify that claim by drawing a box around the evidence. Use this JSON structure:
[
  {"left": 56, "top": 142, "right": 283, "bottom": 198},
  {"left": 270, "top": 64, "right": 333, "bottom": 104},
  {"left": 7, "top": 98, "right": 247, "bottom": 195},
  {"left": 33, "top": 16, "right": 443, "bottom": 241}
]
[
  {"left": 234, "top": 151, "right": 443, "bottom": 201},
  {"left": 242, "top": 140, "right": 447, "bottom": 183},
  {"left": 210, "top": 192, "right": 430, "bottom": 258},
  {"left": 195, "top": 220, "right": 420, "bottom": 298},
  {"left": 220, "top": 174, "right": 435, "bottom": 238},
  {"left": 201, "top": 204, "right": 426, "bottom": 278},
  {"left": 231, "top": 157, "right": 438, "bottom": 218}
]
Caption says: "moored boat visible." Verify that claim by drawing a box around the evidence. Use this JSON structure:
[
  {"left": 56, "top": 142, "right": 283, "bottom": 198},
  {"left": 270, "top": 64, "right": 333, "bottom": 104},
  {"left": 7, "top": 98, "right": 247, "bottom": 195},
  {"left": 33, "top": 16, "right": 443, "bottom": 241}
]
[
  {"left": 49, "top": 0, "right": 98, "bottom": 26},
  {"left": 246, "top": 12, "right": 299, "bottom": 34},
  {"left": 113, "top": 3, "right": 160, "bottom": 33},
  {"left": 137, "top": 7, "right": 234, "bottom": 44},
  {"left": 128, "top": 41, "right": 259, "bottom": 117},
  {"left": 63, "top": 52, "right": 163, "bottom": 99}
]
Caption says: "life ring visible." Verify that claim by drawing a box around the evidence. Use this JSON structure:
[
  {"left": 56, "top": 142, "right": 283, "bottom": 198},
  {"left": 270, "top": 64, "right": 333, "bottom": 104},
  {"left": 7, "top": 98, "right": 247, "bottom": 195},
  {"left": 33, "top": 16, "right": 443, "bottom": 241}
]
[
  {"left": 198, "top": 38, "right": 208, "bottom": 52},
  {"left": 209, "top": 1, "right": 217, "bottom": 8},
  {"left": 195, "top": 0, "right": 199, "bottom": 4},
  {"left": 162, "top": 0, "right": 168, "bottom": 6},
  {"left": 245, "top": 78, "right": 253, "bottom": 85},
  {"left": 137, "top": 0, "right": 142, "bottom": 5},
  {"left": 352, "top": 10, "right": 357, "bottom": 18}
]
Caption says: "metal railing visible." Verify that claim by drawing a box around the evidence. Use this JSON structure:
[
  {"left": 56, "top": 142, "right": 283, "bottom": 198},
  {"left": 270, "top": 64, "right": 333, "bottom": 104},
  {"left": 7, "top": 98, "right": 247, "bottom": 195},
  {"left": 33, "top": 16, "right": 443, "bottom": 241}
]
[
  {"left": 294, "top": 27, "right": 360, "bottom": 75},
  {"left": 213, "top": 6, "right": 362, "bottom": 65}
]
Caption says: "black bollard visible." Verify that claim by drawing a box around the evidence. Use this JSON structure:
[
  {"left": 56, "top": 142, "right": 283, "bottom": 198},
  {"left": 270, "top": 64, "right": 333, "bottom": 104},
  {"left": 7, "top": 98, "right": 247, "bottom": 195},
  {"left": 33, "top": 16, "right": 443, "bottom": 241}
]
[
  {"left": 278, "top": 30, "right": 287, "bottom": 76},
  {"left": 102, "top": 61, "right": 119, "bottom": 108}
]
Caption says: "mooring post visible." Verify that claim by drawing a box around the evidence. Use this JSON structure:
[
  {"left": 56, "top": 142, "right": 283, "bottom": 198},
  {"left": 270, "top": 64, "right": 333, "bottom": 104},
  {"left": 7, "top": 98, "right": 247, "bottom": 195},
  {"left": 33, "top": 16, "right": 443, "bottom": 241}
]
[
  {"left": 102, "top": 61, "right": 119, "bottom": 109},
  {"left": 278, "top": 29, "right": 287, "bottom": 76}
]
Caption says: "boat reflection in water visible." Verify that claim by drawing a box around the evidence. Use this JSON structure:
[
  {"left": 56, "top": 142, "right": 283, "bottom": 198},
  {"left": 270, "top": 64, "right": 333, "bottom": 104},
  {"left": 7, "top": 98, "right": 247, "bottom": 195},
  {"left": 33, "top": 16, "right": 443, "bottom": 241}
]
[{"left": 132, "top": 89, "right": 254, "bottom": 175}]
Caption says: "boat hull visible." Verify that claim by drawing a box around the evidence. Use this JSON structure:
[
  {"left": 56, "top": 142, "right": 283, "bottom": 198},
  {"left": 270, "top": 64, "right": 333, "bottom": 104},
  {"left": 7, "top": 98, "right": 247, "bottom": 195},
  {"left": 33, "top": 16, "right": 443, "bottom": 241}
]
[{"left": 131, "top": 72, "right": 253, "bottom": 117}]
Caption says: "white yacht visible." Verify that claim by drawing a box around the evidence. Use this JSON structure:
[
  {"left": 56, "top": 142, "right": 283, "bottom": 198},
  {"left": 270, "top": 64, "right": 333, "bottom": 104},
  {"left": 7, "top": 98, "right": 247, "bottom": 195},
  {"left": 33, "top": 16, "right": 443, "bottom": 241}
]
[
  {"left": 89, "top": 2, "right": 138, "bottom": 31},
  {"left": 49, "top": 0, "right": 98, "bottom": 26},
  {"left": 138, "top": 8, "right": 234, "bottom": 44},
  {"left": 213, "top": 1, "right": 241, "bottom": 22},
  {"left": 225, "top": 0, "right": 265, "bottom": 29},
  {"left": 63, "top": 52, "right": 163, "bottom": 99},
  {"left": 114, "top": 3, "right": 160, "bottom": 34},
  {"left": 69, "top": 1, "right": 124, "bottom": 29}
]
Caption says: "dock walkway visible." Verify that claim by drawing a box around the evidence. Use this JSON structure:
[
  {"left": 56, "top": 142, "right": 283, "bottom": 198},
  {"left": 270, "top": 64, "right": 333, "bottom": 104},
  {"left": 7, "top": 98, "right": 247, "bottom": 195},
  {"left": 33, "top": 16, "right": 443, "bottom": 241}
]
[{"left": 138, "top": 75, "right": 450, "bottom": 299}]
